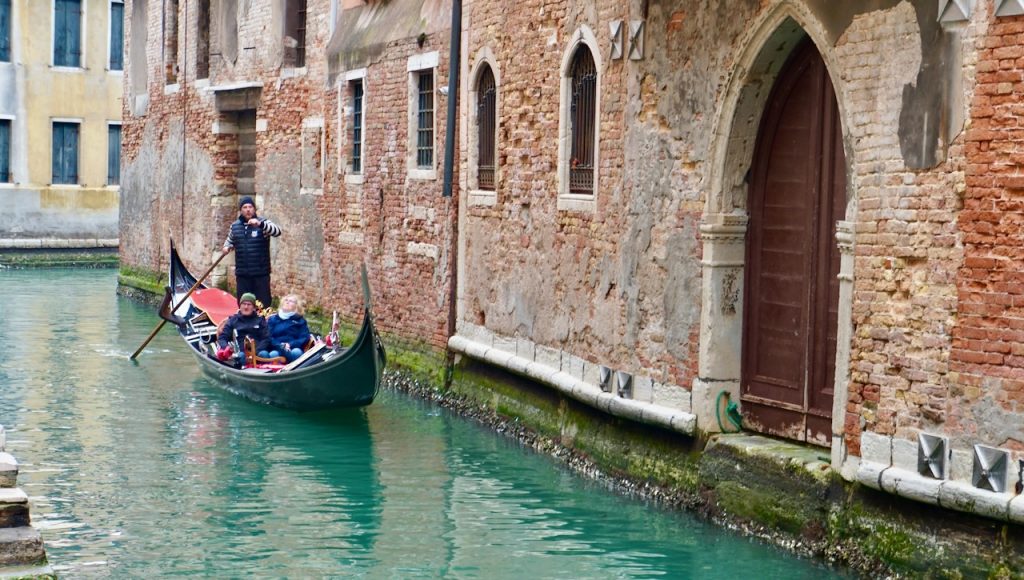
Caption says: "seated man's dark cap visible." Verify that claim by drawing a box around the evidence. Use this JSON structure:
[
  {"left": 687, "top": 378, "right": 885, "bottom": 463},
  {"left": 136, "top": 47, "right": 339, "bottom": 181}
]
[{"left": 239, "top": 196, "right": 255, "bottom": 209}]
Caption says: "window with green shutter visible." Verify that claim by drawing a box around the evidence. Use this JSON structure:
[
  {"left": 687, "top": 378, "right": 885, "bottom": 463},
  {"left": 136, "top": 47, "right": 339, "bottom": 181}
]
[
  {"left": 54, "top": 0, "right": 82, "bottom": 67},
  {"left": 107, "top": 125, "right": 121, "bottom": 185},
  {"left": 0, "top": 0, "right": 11, "bottom": 62},
  {"left": 0, "top": 119, "right": 10, "bottom": 183},
  {"left": 110, "top": 1, "right": 124, "bottom": 71},
  {"left": 52, "top": 122, "right": 79, "bottom": 185}
]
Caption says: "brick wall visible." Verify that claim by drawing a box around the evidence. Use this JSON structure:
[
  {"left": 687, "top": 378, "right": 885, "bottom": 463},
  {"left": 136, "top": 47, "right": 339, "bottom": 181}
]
[
  {"left": 122, "top": 0, "right": 456, "bottom": 347},
  {"left": 954, "top": 13, "right": 1024, "bottom": 451}
]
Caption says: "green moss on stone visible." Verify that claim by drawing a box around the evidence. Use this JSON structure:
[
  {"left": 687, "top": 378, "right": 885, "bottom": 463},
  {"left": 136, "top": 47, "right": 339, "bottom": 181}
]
[
  {"left": 0, "top": 251, "right": 118, "bottom": 268},
  {"left": 118, "top": 265, "right": 166, "bottom": 295},
  {"left": 715, "top": 480, "right": 809, "bottom": 534}
]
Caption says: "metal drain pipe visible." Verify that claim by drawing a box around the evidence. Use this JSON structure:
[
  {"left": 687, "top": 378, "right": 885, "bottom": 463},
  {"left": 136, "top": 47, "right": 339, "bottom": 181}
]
[{"left": 442, "top": 0, "right": 462, "bottom": 198}]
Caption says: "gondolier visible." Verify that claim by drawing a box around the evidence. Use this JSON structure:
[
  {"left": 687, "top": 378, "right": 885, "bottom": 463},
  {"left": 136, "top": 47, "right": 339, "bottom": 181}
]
[{"left": 222, "top": 195, "right": 282, "bottom": 308}]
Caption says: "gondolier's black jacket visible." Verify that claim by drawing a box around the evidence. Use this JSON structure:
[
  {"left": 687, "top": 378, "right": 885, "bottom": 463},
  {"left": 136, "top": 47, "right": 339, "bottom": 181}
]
[
  {"left": 225, "top": 216, "right": 282, "bottom": 277},
  {"left": 218, "top": 311, "right": 272, "bottom": 352}
]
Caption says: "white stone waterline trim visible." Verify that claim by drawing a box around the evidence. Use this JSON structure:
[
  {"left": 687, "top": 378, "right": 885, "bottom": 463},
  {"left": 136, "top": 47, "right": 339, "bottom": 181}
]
[
  {"left": 0, "top": 238, "right": 118, "bottom": 249},
  {"left": 857, "top": 461, "right": 1024, "bottom": 523},
  {"left": 448, "top": 335, "right": 697, "bottom": 435}
]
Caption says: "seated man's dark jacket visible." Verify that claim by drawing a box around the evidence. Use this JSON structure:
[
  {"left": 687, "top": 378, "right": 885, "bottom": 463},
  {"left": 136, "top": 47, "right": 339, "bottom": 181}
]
[{"left": 218, "top": 311, "right": 271, "bottom": 352}]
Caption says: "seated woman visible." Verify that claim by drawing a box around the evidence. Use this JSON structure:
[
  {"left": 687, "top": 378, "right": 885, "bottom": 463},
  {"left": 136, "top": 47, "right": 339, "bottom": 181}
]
[{"left": 260, "top": 293, "right": 312, "bottom": 363}]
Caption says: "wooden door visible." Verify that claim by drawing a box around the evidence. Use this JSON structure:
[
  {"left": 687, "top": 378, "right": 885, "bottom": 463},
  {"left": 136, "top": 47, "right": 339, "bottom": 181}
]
[{"left": 741, "top": 38, "right": 846, "bottom": 446}]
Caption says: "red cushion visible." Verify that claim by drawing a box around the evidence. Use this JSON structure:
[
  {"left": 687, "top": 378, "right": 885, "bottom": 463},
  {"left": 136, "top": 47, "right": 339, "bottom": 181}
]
[{"left": 192, "top": 288, "right": 240, "bottom": 326}]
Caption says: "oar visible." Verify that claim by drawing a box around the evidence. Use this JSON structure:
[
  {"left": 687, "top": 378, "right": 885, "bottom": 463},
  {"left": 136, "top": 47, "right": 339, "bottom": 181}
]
[{"left": 130, "top": 250, "right": 229, "bottom": 360}]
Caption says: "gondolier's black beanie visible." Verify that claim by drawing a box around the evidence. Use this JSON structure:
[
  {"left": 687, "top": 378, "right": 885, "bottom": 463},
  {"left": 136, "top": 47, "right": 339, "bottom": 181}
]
[{"left": 239, "top": 196, "right": 255, "bottom": 209}]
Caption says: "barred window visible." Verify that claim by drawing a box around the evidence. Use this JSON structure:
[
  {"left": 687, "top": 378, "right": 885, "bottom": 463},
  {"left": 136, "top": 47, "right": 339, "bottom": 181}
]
[
  {"left": 285, "top": 0, "right": 307, "bottom": 68},
  {"left": 568, "top": 46, "right": 596, "bottom": 194},
  {"left": 416, "top": 71, "right": 434, "bottom": 169},
  {"left": 351, "top": 79, "right": 363, "bottom": 174},
  {"left": 476, "top": 65, "right": 496, "bottom": 191}
]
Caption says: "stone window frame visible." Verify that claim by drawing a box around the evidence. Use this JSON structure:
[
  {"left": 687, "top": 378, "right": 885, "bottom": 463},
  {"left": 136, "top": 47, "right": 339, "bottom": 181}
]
[
  {"left": 282, "top": 0, "right": 308, "bottom": 73},
  {"left": 407, "top": 50, "right": 438, "bottom": 181},
  {"left": 50, "top": 117, "right": 82, "bottom": 186},
  {"left": 52, "top": 0, "right": 86, "bottom": 71},
  {"left": 300, "top": 116, "right": 325, "bottom": 195},
  {"left": 340, "top": 67, "right": 367, "bottom": 185},
  {"left": 162, "top": 0, "right": 179, "bottom": 88},
  {"left": 556, "top": 25, "right": 601, "bottom": 213},
  {"left": 128, "top": 0, "right": 149, "bottom": 116},
  {"left": 467, "top": 48, "right": 499, "bottom": 207},
  {"left": 108, "top": 0, "right": 124, "bottom": 73}
]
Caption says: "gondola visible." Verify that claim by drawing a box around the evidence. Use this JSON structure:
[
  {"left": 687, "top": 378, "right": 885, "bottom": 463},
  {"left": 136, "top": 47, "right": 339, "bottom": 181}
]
[{"left": 157, "top": 241, "right": 386, "bottom": 410}]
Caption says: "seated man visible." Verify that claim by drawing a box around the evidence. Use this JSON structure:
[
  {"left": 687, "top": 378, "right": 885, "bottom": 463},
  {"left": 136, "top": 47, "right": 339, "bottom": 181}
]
[{"left": 216, "top": 293, "right": 271, "bottom": 366}]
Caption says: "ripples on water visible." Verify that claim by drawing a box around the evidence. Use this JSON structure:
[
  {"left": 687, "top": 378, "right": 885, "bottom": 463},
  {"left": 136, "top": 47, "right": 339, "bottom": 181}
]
[{"left": 0, "top": 269, "right": 844, "bottom": 578}]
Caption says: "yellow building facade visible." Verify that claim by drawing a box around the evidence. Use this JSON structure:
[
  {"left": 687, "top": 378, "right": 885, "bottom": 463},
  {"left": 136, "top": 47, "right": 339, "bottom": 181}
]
[{"left": 0, "top": 0, "right": 122, "bottom": 245}]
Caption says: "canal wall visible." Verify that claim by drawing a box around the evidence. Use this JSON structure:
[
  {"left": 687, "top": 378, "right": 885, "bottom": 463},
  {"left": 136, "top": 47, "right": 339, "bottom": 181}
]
[
  {"left": 117, "top": 0, "right": 1024, "bottom": 573},
  {"left": 0, "top": 426, "right": 53, "bottom": 579},
  {"left": 390, "top": 357, "right": 1024, "bottom": 578}
]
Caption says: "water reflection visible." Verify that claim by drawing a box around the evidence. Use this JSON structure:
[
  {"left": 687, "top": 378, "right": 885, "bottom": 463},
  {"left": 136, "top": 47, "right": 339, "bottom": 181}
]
[{"left": 0, "top": 269, "right": 840, "bottom": 578}]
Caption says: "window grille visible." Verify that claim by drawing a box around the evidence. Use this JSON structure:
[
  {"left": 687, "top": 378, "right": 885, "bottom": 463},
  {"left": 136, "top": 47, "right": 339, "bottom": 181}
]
[
  {"left": 416, "top": 71, "right": 434, "bottom": 169},
  {"left": 54, "top": 0, "right": 82, "bottom": 67},
  {"left": 285, "top": 0, "right": 307, "bottom": 68},
  {"left": 110, "top": 1, "right": 124, "bottom": 71},
  {"left": 569, "top": 46, "right": 596, "bottom": 194},
  {"left": 164, "top": 0, "right": 179, "bottom": 83},
  {"left": 107, "top": 125, "right": 121, "bottom": 185},
  {"left": 0, "top": 119, "right": 10, "bottom": 183},
  {"left": 351, "top": 79, "right": 363, "bottom": 174},
  {"left": 0, "top": 0, "right": 10, "bottom": 62},
  {"left": 476, "top": 65, "right": 496, "bottom": 191},
  {"left": 52, "top": 122, "right": 79, "bottom": 185},
  {"left": 295, "top": 0, "right": 307, "bottom": 68},
  {"left": 196, "top": 0, "right": 210, "bottom": 79}
]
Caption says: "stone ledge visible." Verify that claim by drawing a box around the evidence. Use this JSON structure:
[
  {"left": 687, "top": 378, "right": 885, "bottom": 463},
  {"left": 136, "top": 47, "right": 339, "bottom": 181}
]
[
  {"left": 0, "top": 239, "right": 118, "bottom": 249},
  {"left": 449, "top": 334, "right": 696, "bottom": 435},
  {"left": 0, "top": 563, "right": 56, "bottom": 579},
  {"left": 0, "top": 528, "right": 45, "bottom": 568},
  {"left": 0, "top": 453, "right": 14, "bottom": 489},
  {"left": 856, "top": 461, "right": 1021, "bottom": 523}
]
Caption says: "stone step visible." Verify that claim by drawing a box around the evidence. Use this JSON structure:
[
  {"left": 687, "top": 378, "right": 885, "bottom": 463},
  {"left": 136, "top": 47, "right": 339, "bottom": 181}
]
[
  {"left": 0, "top": 454, "right": 17, "bottom": 489},
  {"left": 0, "top": 563, "right": 55, "bottom": 579},
  {"left": 0, "top": 527, "right": 46, "bottom": 568},
  {"left": 0, "top": 489, "right": 29, "bottom": 529}
]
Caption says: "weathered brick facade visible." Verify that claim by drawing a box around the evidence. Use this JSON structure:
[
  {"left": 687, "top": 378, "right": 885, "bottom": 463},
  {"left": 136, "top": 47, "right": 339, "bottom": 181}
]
[
  {"left": 122, "top": 0, "right": 1024, "bottom": 521},
  {"left": 121, "top": 0, "right": 455, "bottom": 345}
]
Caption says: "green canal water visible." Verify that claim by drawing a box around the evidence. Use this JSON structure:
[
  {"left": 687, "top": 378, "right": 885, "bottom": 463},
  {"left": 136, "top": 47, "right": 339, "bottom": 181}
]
[{"left": 0, "top": 269, "right": 845, "bottom": 578}]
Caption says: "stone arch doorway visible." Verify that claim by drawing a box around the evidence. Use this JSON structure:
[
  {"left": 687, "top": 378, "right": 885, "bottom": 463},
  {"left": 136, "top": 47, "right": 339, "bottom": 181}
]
[
  {"left": 741, "top": 37, "right": 845, "bottom": 446},
  {"left": 696, "top": 10, "right": 856, "bottom": 458}
]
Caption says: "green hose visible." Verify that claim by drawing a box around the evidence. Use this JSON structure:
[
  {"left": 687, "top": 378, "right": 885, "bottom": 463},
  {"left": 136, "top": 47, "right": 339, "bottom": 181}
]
[{"left": 715, "top": 390, "right": 743, "bottom": 433}]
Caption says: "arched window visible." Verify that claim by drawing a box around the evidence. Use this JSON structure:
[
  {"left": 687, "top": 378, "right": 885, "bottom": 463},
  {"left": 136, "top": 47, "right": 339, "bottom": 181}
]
[
  {"left": 476, "top": 64, "right": 496, "bottom": 191},
  {"left": 568, "top": 46, "right": 596, "bottom": 194}
]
